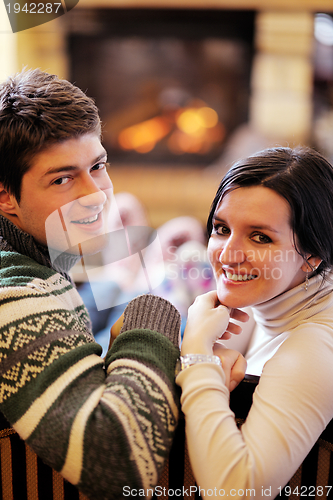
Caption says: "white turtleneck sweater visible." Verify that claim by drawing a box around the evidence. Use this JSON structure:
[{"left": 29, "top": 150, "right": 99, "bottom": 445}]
[{"left": 176, "top": 274, "right": 333, "bottom": 499}]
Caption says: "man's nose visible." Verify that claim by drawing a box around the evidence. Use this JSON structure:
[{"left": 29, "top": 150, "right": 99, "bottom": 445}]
[{"left": 77, "top": 190, "right": 107, "bottom": 208}]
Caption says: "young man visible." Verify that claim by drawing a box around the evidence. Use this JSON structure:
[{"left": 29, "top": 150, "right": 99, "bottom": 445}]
[{"left": 0, "top": 69, "right": 181, "bottom": 499}]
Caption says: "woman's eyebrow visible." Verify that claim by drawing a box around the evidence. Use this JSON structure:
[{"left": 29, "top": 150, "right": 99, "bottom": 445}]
[
  {"left": 249, "top": 224, "right": 280, "bottom": 234},
  {"left": 213, "top": 216, "right": 279, "bottom": 234}
]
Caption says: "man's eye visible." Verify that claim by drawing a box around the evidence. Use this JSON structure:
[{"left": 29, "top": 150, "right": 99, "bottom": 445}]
[
  {"left": 252, "top": 233, "right": 272, "bottom": 244},
  {"left": 91, "top": 162, "right": 107, "bottom": 172},
  {"left": 53, "top": 177, "right": 70, "bottom": 185}
]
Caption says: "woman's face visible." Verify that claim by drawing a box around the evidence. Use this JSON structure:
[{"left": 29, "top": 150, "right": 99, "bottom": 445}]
[{"left": 207, "top": 185, "right": 307, "bottom": 309}]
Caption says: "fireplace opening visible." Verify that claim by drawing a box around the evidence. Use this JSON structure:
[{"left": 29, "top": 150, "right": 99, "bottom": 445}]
[{"left": 67, "top": 9, "right": 255, "bottom": 166}]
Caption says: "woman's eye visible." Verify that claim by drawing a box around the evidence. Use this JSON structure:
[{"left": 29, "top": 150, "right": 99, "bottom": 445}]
[
  {"left": 252, "top": 233, "right": 272, "bottom": 244},
  {"left": 214, "top": 224, "right": 230, "bottom": 236},
  {"left": 52, "top": 177, "right": 70, "bottom": 186}
]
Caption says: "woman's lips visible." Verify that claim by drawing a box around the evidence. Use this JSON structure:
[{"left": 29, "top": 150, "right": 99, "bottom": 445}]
[{"left": 222, "top": 269, "right": 258, "bottom": 283}]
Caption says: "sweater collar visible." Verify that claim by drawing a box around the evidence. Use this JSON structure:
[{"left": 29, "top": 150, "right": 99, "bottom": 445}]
[
  {"left": 0, "top": 215, "right": 79, "bottom": 282},
  {"left": 252, "top": 272, "right": 333, "bottom": 335}
]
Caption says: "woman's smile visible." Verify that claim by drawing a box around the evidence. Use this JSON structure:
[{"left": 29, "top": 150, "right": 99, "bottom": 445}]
[
  {"left": 221, "top": 268, "right": 258, "bottom": 283},
  {"left": 208, "top": 185, "right": 307, "bottom": 309}
]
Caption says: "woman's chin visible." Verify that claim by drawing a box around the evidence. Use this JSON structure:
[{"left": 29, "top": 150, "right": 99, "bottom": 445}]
[{"left": 216, "top": 291, "right": 253, "bottom": 310}]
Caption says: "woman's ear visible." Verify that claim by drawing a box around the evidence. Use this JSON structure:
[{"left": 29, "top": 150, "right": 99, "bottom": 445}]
[
  {"left": 301, "top": 256, "right": 322, "bottom": 273},
  {"left": 0, "top": 184, "right": 19, "bottom": 216}
]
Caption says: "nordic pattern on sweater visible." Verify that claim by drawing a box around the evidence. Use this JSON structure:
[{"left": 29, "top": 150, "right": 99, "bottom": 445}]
[{"left": 0, "top": 248, "right": 180, "bottom": 498}]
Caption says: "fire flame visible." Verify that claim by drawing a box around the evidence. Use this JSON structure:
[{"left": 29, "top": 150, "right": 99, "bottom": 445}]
[{"left": 117, "top": 103, "right": 225, "bottom": 155}]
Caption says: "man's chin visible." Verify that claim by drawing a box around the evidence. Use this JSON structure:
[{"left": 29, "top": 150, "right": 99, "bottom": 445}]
[{"left": 49, "top": 233, "right": 110, "bottom": 257}]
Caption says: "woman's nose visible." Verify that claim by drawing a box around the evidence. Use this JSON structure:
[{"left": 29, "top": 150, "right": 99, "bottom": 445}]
[{"left": 218, "top": 237, "right": 246, "bottom": 265}]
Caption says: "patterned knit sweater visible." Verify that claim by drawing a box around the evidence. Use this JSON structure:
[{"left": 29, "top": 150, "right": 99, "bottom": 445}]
[{"left": 0, "top": 215, "right": 181, "bottom": 499}]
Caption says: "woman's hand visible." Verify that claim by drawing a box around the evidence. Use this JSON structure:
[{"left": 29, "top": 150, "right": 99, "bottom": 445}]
[
  {"left": 213, "top": 342, "right": 247, "bottom": 391},
  {"left": 181, "top": 290, "right": 249, "bottom": 356}
]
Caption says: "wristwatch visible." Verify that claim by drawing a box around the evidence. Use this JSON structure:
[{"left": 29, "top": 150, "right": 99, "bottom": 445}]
[{"left": 175, "top": 353, "right": 222, "bottom": 377}]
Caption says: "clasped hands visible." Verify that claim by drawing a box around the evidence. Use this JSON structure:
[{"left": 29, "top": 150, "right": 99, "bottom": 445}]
[
  {"left": 181, "top": 290, "right": 249, "bottom": 392},
  {"left": 110, "top": 290, "right": 248, "bottom": 392}
]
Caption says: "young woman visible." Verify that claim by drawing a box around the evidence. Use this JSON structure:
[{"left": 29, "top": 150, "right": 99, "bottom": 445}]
[{"left": 176, "top": 146, "right": 333, "bottom": 498}]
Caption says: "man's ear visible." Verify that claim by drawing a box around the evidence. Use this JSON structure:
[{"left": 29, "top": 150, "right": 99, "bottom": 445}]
[{"left": 0, "top": 183, "right": 19, "bottom": 216}]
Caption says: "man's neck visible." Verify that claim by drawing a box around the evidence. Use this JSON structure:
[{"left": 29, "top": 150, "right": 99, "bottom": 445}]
[
  {"left": 0, "top": 215, "right": 77, "bottom": 283},
  {"left": 0, "top": 210, "right": 19, "bottom": 226}
]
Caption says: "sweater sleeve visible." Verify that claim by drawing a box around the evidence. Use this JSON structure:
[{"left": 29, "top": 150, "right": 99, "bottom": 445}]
[
  {"left": 177, "top": 322, "right": 333, "bottom": 499},
  {"left": 0, "top": 278, "right": 181, "bottom": 500}
]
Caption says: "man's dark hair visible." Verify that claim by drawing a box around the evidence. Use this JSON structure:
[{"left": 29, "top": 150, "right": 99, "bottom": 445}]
[{"left": 0, "top": 68, "right": 101, "bottom": 203}]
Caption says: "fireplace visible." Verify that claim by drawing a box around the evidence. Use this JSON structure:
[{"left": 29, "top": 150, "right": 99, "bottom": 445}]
[{"left": 67, "top": 8, "right": 255, "bottom": 167}]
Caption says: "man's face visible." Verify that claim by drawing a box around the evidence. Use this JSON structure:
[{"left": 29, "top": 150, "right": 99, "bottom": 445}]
[{"left": 10, "top": 133, "right": 113, "bottom": 255}]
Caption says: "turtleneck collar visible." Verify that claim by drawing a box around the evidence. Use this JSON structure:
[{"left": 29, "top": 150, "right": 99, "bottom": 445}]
[
  {"left": 0, "top": 215, "right": 79, "bottom": 283},
  {"left": 252, "top": 272, "right": 333, "bottom": 336}
]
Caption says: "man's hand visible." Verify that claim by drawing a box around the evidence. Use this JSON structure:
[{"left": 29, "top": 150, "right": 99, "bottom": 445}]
[{"left": 108, "top": 313, "right": 124, "bottom": 350}]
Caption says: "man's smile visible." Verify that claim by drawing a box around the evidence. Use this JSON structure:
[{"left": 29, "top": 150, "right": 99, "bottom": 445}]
[{"left": 71, "top": 213, "right": 100, "bottom": 225}]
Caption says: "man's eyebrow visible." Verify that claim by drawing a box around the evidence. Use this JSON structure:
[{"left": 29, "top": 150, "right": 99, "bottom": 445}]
[
  {"left": 42, "top": 153, "right": 107, "bottom": 177},
  {"left": 212, "top": 216, "right": 279, "bottom": 233}
]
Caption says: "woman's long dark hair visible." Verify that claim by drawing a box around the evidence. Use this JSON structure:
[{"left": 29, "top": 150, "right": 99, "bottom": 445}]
[{"left": 207, "top": 147, "right": 333, "bottom": 278}]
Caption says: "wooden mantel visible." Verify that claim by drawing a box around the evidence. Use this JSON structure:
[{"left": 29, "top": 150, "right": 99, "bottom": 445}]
[{"left": 76, "top": 0, "right": 333, "bottom": 12}]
